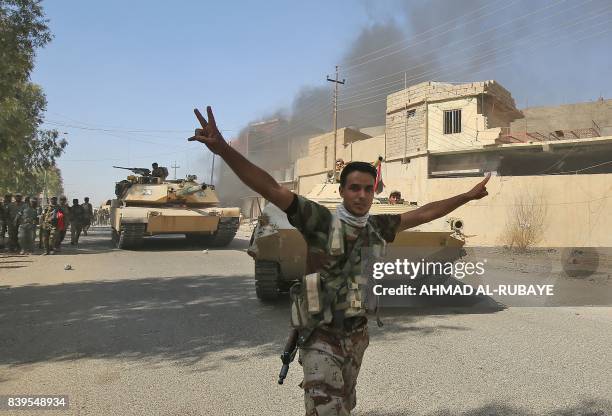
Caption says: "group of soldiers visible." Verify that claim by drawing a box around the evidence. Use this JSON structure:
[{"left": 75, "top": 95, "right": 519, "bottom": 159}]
[
  {"left": 0, "top": 193, "right": 94, "bottom": 255},
  {"left": 94, "top": 206, "right": 110, "bottom": 226}
]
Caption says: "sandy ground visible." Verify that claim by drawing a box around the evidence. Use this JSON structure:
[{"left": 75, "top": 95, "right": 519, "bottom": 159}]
[{"left": 0, "top": 226, "right": 611, "bottom": 415}]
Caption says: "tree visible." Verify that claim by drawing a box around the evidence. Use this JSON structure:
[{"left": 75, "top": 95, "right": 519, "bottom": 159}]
[{"left": 0, "top": 0, "right": 66, "bottom": 196}]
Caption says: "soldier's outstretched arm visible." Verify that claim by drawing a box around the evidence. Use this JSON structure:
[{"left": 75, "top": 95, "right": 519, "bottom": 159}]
[
  {"left": 188, "top": 106, "right": 295, "bottom": 211},
  {"left": 397, "top": 173, "right": 490, "bottom": 232}
]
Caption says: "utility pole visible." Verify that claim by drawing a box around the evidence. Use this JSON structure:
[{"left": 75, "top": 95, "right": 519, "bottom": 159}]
[
  {"left": 171, "top": 161, "right": 180, "bottom": 179},
  {"left": 210, "top": 154, "right": 215, "bottom": 185},
  {"left": 327, "top": 65, "right": 345, "bottom": 179}
]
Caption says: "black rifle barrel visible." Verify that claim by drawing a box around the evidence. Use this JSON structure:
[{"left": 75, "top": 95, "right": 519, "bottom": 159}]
[{"left": 278, "top": 329, "right": 299, "bottom": 385}]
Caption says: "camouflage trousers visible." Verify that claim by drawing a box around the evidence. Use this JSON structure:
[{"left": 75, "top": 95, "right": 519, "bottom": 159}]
[
  {"left": 17, "top": 224, "right": 35, "bottom": 253},
  {"left": 70, "top": 222, "right": 82, "bottom": 244},
  {"left": 42, "top": 227, "right": 58, "bottom": 253},
  {"left": 56, "top": 229, "right": 66, "bottom": 248},
  {"left": 299, "top": 324, "right": 369, "bottom": 416},
  {"left": 7, "top": 224, "right": 19, "bottom": 250},
  {"left": 0, "top": 220, "right": 5, "bottom": 247}
]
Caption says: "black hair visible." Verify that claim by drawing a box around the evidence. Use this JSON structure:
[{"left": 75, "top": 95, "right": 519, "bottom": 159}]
[
  {"left": 390, "top": 191, "right": 402, "bottom": 198},
  {"left": 339, "top": 161, "right": 377, "bottom": 187}
]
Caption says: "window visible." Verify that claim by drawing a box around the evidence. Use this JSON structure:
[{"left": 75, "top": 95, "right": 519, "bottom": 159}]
[
  {"left": 443, "top": 109, "right": 461, "bottom": 134},
  {"left": 406, "top": 109, "right": 416, "bottom": 118}
]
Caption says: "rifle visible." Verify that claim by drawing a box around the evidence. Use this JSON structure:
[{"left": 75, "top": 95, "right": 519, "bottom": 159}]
[
  {"left": 278, "top": 328, "right": 299, "bottom": 385},
  {"left": 112, "top": 166, "right": 151, "bottom": 176}
]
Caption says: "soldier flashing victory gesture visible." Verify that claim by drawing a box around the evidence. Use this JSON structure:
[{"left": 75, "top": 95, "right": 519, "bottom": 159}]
[{"left": 189, "top": 106, "right": 490, "bottom": 416}]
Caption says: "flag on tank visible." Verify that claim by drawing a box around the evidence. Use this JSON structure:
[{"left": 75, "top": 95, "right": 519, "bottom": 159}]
[{"left": 373, "top": 156, "right": 384, "bottom": 194}]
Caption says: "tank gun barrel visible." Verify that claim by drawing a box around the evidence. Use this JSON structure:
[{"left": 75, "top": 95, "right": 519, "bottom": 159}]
[
  {"left": 113, "top": 166, "right": 151, "bottom": 176},
  {"left": 175, "top": 184, "right": 205, "bottom": 197}
]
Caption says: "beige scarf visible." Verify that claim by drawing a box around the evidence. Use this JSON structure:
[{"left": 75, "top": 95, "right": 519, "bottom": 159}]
[{"left": 335, "top": 203, "right": 369, "bottom": 228}]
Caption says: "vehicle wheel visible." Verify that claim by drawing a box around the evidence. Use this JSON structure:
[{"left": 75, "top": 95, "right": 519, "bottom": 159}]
[
  {"left": 116, "top": 223, "right": 145, "bottom": 250},
  {"left": 208, "top": 217, "right": 240, "bottom": 247},
  {"left": 111, "top": 229, "right": 119, "bottom": 247},
  {"left": 255, "top": 260, "right": 281, "bottom": 301}
]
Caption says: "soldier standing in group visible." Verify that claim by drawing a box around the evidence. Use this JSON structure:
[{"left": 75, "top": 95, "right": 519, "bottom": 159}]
[
  {"left": 57, "top": 196, "right": 71, "bottom": 250},
  {"left": 41, "top": 196, "right": 62, "bottom": 255},
  {"left": 16, "top": 198, "right": 39, "bottom": 255},
  {"left": 70, "top": 198, "right": 85, "bottom": 246},
  {"left": 188, "top": 106, "right": 490, "bottom": 416},
  {"left": 81, "top": 197, "right": 93, "bottom": 236},
  {"left": 151, "top": 163, "right": 168, "bottom": 180},
  {"left": 7, "top": 193, "right": 25, "bottom": 252},
  {"left": 0, "top": 194, "right": 9, "bottom": 249}
]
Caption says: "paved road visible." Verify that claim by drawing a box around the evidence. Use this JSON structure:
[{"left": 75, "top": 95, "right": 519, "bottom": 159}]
[{"left": 0, "top": 228, "right": 611, "bottom": 415}]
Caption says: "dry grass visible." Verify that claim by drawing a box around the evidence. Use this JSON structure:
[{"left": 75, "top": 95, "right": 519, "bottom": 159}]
[{"left": 502, "top": 189, "right": 548, "bottom": 252}]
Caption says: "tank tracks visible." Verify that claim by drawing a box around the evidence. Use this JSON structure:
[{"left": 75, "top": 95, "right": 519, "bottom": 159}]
[
  {"left": 209, "top": 217, "right": 239, "bottom": 247},
  {"left": 255, "top": 260, "right": 280, "bottom": 301},
  {"left": 115, "top": 223, "right": 146, "bottom": 249},
  {"left": 186, "top": 217, "right": 240, "bottom": 247}
]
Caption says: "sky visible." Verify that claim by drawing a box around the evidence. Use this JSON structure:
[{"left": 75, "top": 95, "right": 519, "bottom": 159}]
[{"left": 32, "top": 0, "right": 612, "bottom": 206}]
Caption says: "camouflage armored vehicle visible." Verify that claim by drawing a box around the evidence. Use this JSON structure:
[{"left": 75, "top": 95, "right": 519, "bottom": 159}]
[
  {"left": 110, "top": 167, "right": 240, "bottom": 249},
  {"left": 248, "top": 182, "right": 466, "bottom": 301}
]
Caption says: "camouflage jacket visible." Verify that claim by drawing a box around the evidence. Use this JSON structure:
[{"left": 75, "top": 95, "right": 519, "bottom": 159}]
[
  {"left": 70, "top": 205, "right": 86, "bottom": 224},
  {"left": 7, "top": 202, "right": 25, "bottom": 222},
  {"left": 285, "top": 195, "right": 400, "bottom": 326},
  {"left": 41, "top": 205, "right": 63, "bottom": 229},
  {"left": 286, "top": 195, "right": 399, "bottom": 274},
  {"left": 15, "top": 206, "right": 38, "bottom": 226},
  {"left": 81, "top": 202, "right": 93, "bottom": 219}
]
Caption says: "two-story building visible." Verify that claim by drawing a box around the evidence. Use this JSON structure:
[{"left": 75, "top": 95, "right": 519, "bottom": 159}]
[{"left": 292, "top": 81, "right": 612, "bottom": 247}]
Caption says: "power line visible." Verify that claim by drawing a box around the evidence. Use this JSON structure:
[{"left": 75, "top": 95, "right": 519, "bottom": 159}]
[
  {"left": 338, "top": 0, "right": 608, "bottom": 108},
  {"left": 342, "top": 0, "right": 508, "bottom": 66},
  {"left": 341, "top": 0, "right": 526, "bottom": 73},
  {"left": 337, "top": 10, "right": 612, "bottom": 112},
  {"left": 340, "top": 0, "right": 589, "bottom": 92}
]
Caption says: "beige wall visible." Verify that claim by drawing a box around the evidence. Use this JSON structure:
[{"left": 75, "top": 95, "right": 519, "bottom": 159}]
[
  {"left": 296, "top": 132, "right": 612, "bottom": 246},
  {"left": 350, "top": 134, "right": 385, "bottom": 161},
  {"left": 382, "top": 157, "right": 428, "bottom": 202},
  {"left": 296, "top": 128, "right": 373, "bottom": 177},
  {"left": 427, "top": 97, "right": 484, "bottom": 152},
  {"left": 385, "top": 103, "right": 427, "bottom": 160},
  {"left": 297, "top": 172, "right": 327, "bottom": 196},
  {"left": 423, "top": 174, "right": 612, "bottom": 247}
]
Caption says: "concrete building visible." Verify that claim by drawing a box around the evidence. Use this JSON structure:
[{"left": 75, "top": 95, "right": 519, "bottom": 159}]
[{"left": 292, "top": 81, "right": 612, "bottom": 247}]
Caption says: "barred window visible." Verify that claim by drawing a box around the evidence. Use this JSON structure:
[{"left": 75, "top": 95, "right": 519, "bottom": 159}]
[{"left": 443, "top": 109, "right": 461, "bottom": 134}]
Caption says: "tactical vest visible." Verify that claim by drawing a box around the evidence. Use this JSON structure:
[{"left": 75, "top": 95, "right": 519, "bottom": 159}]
[{"left": 290, "top": 213, "right": 387, "bottom": 341}]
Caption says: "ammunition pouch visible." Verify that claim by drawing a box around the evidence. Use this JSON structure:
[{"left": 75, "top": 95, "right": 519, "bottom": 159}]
[
  {"left": 290, "top": 214, "right": 388, "bottom": 332},
  {"left": 290, "top": 273, "right": 332, "bottom": 330}
]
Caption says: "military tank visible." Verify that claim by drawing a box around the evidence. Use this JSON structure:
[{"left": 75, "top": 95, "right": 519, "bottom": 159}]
[
  {"left": 110, "top": 166, "right": 240, "bottom": 249},
  {"left": 248, "top": 182, "right": 466, "bottom": 301}
]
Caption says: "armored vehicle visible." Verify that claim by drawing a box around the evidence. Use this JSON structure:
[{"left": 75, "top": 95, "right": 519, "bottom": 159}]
[
  {"left": 110, "top": 167, "right": 240, "bottom": 249},
  {"left": 248, "top": 182, "right": 466, "bottom": 301}
]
